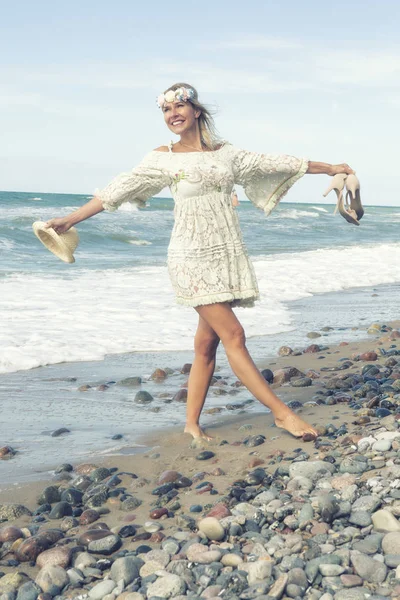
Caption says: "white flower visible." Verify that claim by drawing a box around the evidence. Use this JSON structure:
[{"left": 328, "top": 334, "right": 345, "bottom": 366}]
[{"left": 164, "top": 90, "right": 176, "bottom": 103}]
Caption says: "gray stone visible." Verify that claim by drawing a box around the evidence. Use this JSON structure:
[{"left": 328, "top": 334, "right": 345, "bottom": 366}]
[
  {"left": 348, "top": 511, "right": 372, "bottom": 527},
  {"left": 382, "top": 531, "right": 400, "bottom": 554},
  {"left": 287, "top": 567, "right": 308, "bottom": 589},
  {"left": 35, "top": 565, "right": 68, "bottom": 595},
  {"left": 298, "top": 503, "right": 314, "bottom": 526},
  {"left": 319, "top": 564, "right": 345, "bottom": 576},
  {"left": 134, "top": 391, "right": 153, "bottom": 404},
  {"left": 289, "top": 461, "right": 335, "bottom": 481},
  {"left": 352, "top": 494, "right": 381, "bottom": 513},
  {"left": 353, "top": 533, "right": 383, "bottom": 555},
  {"left": 16, "top": 581, "right": 41, "bottom": 600},
  {"left": 146, "top": 574, "right": 186, "bottom": 598},
  {"left": 384, "top": 554, "right": 400, "bottom": 567},
  {"left": 0, "top": 503, "right": 32, "bottom": 520},
  {"left": 87, "top": 534, "right": 122, "bottom": 555},
  {"left": 334, "top": 590, "right": 367, "bottom": 600},
  {"left": 339, "top": 458, "right": 368, "bottom": 474},
  {"left": 110, "top": 556, "right": 139, "bottom": 585},
  {"left": 120, "top": 496, "right": 142, "bottom": 511},
  {"left": 350, "top": 552, "right": 387, "bottom": 583},
  {"left": 306, "top": 556, "right": 342, "bottom": 583},
  {"left": 88, "top": 580, "right": 116, "bottom": 599}
]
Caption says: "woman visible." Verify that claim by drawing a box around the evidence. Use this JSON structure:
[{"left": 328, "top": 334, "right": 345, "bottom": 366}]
[{"left": 46, "top": 82, "right": 354, "bottom": 441}]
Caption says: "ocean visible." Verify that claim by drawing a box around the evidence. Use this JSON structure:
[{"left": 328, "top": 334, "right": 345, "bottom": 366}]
[{"left": 1, "top": 190, "right": 400, "bottom": 483}]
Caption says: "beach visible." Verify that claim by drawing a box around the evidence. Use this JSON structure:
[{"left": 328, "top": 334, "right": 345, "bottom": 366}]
[
  {"left": 2, "top": 191, "right": 400, "bottom": 597},
  {"left": 1, "top": 320, "right": 400, "bottom": 599}
]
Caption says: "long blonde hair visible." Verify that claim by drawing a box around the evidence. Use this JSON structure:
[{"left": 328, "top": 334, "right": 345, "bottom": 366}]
[{"left": 163, "top": 83, "right": 221, "bottom": 150}]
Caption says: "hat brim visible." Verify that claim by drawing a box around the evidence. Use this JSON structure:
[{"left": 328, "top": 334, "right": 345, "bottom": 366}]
[{"left": 32, "top": 221, "right": 78, "bottom": 263}]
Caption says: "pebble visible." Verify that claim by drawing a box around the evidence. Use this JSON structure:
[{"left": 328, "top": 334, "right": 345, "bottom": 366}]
[
  {"left": 35, "top": 566, "right": 68, "bottom": 596},
  {"left": 198, "top": 517, "right": 225, "bottom": 541},
  {"left": 196, "top": 451, "right": 215, "bottom": 460},
  {"left": 87, "top": 534, "right": 122, "bottom": 555},
  {"left": 88, "top": 580, "right": 116, "bottom": 599}
]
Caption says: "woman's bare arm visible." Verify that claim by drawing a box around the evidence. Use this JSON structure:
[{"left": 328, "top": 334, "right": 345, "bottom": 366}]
[
  {"left": 307, "top": 161, "right": 355, "bottom": 176},
  {"left": 46, "top": 196, "right": 104, "bottom": 234}
]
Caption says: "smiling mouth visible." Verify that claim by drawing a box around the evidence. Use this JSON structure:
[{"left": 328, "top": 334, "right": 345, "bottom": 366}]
[{"left": 171, "top": 120, "right": 185, "bottom": 126}]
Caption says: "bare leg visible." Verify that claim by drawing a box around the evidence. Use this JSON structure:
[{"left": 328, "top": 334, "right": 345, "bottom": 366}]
[
  {"left": 196, "top": 303, "right": 318, "bottom": 438},
  {"left": 184, "top": 315, "right": 220, "bottom": 440}
]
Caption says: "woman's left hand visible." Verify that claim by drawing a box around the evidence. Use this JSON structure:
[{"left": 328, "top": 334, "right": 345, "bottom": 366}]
[{"left": 329, "top": 163, "right": 355, "bottom": 176}]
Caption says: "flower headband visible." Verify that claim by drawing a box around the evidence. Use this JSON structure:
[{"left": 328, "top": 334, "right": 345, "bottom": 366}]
[{"left": 156, "top": 86, "right": 195, "bottom": 109}]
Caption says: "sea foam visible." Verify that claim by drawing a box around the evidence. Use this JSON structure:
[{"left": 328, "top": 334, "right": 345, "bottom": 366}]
[{"left": 1, "top": 242, "right": 400, "bottom": 374}]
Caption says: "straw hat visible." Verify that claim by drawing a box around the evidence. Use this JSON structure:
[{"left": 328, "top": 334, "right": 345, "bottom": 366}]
[{"left": 32, "top": 221, "right": 79, "bottom": 263}]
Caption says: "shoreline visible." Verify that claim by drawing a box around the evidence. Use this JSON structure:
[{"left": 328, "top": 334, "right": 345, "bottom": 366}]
[
  {"left": 0, "top": 321, "right": 400, "bottom": 598},
  {"left": 1, "top": 318, "right": 398, "bottom": 499}
]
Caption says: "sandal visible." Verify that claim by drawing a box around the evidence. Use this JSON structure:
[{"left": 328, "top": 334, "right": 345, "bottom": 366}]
[
  {"left": 323, "top": 173, "right": 359, "bottom": 226},
  {"left": 345, "top": 174, "right": 364, "bottom": 221}
]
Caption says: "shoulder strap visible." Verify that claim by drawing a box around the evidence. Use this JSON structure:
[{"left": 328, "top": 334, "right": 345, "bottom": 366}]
[{"left": 168, "top": 141, "right": 173, "bottom": 153}]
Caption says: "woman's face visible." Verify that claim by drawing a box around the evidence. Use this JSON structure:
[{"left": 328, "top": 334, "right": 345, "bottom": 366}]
[{"left": 162, "top": 100, "right": 200, "bottom": 135}]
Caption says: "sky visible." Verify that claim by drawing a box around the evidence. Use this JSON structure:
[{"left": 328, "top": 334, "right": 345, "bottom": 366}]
[{"left": 1, "top": 0, "right": 400, "bottom": 206}]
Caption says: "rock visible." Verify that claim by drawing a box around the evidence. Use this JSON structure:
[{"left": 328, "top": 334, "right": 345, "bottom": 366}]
[
  {"left": 149, "top": 508, "right": 168, "bottom": 519},
  {"left": 134, "top": 390, "right": 153, "bottom": 404},
  {"left": 334, "top": 590, "right": 367, "bottom": 600},
  {"left": 139, "top": 559, "right": 166, "bottom": 577},
  {"left": 261, "top": 368, "right": 274, "bottom": 382},
  {"left": 291, "top": 377, "right": 312, "bottom": 387},
  {"left": 339, "top": 457, "right": 368, "bottom": 474},
  {"left": 359, "top": 352, "right": 378, "bottom": 361},
  {"left": 206, "top": 503, "right": 231, "bottom": 519},
  {"left": 51, "top": 427, "right": 70, "bottom": 437},
  {"left": 382, "top": 532, "right": 400, "bottom": 554},
  {"left": 273, "top": 367, "right": 305, "bottom": 385},
  {"left": 173, "top": 389, "right": 188, "bottom": 402},
  {"left": 88, "top": 580, "right": 116, "bottom": 599},
  {"left": 150, "top": 368, "right": 167, "bottom": 380},
  {"left": 278, "top": 346, "right": 293, "bottom": 356},
  {"left": 79, "top": 509, "right": 100, "bottom": 525},
  {"left": 158, "top": 470, "right": 181, "bottom": 484},
  {"left": 319, "top": 564, "right": 346, "bottom": 576},
  {"left": 0, "top": 526, "right": 23, "bottom": 543},
  {"left": 340, "top": 574, "right": 363, "bottom": 587},
  {"left": 35, "top": 566, "right": 68, "bottom": 596},
  {"left": 0, "top": 503, "right": 32, "bottom": 520},
  {"left": 198, "top": 517, "right": 225, "bottom": 541},
  {"left": 186, "top": 543, "right": 221, "bottom": 564},
  {"left": 221, "top": 553, "right": 244, "bottom": 567},
  {"left": 0, "top": 446, "right": 16, "bottom": 459},
  {"left": 307, "top": 332, "right": 321, "bottom": 339},
  {"left": 16, "top": 536, "right": 50, "bottom": 562},
  {"left": 118, "top": 377, "right": 142, "bottom": 386},
  {"left": 36, "top": 547, "right": 71, "bottom": 569},
  {"left": 15, "top": 580, "right": 41, "bottom": 599},
  {"left": 120, "top": 496, "right": 142, "bottom": 510},
  {"left": 289, "top": 461, "right": 335, "bottom": 480},
  {"left": 350, "top": 552, "right": 387, "bottom": 583},
  {"left": 268, "top": 573, "right": 288, "bottom": 599},
  {"left": 372, "top": 510, "right": 400, "bottom": 532},
  {"left": 78, "top": 528, "right": 110, "bottom": 546},
  {"left": 241, "top": 560, "right": 273, "bottom": 584},
  {"left": 87, "top": 534, "right": 122, "bottom": 555},
  {"left": 37, "top": 486, "right": 61, "bottom": 505},
  {"left": 304, "top": 344, "right": 321, "bottom": 353},
  {"left": 48, "top": 501, "right": 72, "bottom": 519},
  {"left": 196, "top": 451, "right": 215, "bottom": 460},
  {"left": 146, "top": 574, "right": 186, "bottom": 598},
  {"left": 244, "top": 435, "right": 265, "bottom": 447}
]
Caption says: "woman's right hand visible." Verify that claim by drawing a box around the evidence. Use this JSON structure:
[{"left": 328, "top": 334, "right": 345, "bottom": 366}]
[{"left": 45, "top": 217, "right": 72, "bottom": 235}]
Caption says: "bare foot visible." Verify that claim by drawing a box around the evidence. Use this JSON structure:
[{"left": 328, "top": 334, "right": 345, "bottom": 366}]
[
  {"left": 184, "top": 423, "right": 213, "bottom": 441},
  {"left": 275, "top": 412, "right": 318, "bottom": 439}
]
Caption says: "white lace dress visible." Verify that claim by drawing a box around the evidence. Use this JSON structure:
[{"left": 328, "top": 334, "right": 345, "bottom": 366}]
[{"left": 97, "top": 143, "right": 308, "bottom": 308}]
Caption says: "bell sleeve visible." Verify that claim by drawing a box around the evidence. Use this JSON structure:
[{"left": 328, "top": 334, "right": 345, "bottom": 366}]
[
  {"left": 95, "top": 152, "right": 172, "bottom": 212},
  {"left": 229, "top": 145, "right": 308, "bottom": 216}
]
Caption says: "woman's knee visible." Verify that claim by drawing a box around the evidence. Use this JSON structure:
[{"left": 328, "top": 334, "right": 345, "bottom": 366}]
[
  {"left": 221, "top": 324, "right": 246, "bottom": 349},
  {"left": 194, "top": 333, "right": 220, "bottom": 359}
]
